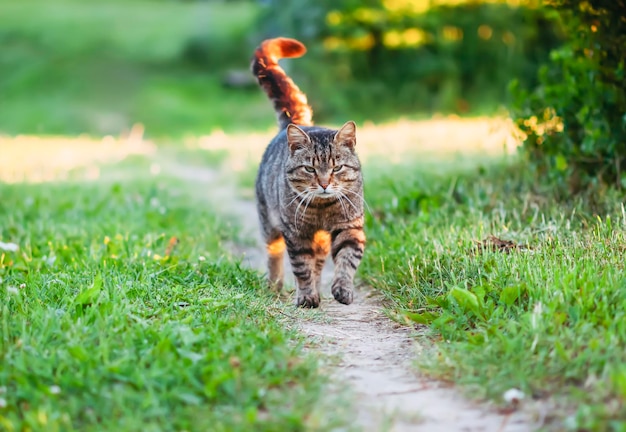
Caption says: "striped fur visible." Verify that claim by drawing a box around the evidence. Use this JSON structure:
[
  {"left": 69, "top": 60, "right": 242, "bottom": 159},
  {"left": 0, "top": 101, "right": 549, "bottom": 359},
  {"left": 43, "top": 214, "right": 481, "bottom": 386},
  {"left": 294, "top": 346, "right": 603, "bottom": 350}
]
[
  {"left": 251, "top": 37, "right": 313, "bottom": 130},
  {"left": 252, "top": 37, "right": 365, "bottom": 308}
]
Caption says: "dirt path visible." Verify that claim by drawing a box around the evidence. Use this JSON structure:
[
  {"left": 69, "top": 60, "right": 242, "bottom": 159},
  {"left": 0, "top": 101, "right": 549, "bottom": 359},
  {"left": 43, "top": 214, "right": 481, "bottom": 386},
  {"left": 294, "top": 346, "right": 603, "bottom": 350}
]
[{"left": 157, "top": 157, "right": 536, "bottom": 432}]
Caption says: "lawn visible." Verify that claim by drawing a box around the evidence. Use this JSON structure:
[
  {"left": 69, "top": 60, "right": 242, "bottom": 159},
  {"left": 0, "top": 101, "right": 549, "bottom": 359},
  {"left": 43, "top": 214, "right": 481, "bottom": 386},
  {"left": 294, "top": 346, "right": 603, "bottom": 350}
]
[
  {"left": 0, "top": 151, "right": 333, "bottom": 431},
  {"left": 360, "top": 158, "right": 626, "bottom": 430}
]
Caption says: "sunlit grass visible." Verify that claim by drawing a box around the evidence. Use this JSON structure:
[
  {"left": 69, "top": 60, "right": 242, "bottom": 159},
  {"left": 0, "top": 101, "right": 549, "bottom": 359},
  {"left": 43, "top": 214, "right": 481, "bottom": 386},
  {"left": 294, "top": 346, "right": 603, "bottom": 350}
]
[
  {"left": 359, "top": 147, "right": 626, "bottom": 430},
  {"left": 0, "top": 116, "right": 518, "bottom": 183},
  {"left": 0, "top": 125, "right": 154, "bottom": 183},
  {"left": 0, "top": 143, "right": 335, "bottom": 431}
]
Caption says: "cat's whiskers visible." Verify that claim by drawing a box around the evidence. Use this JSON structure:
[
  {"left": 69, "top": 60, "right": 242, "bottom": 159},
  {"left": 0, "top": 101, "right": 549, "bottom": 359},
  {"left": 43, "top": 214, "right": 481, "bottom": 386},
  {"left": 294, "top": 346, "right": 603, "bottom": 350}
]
[
  {"left": 293, "top": 190, "right": 311, "bottom": 220},
  {"left": 294, "top": 189, "right": 314, "bottom": 231},
  {"left": 337, "top": 186, "right": 371, "bottom": 214},
  {"left": 337, "top": 191, "right": 359, "bottom": 213},
  {"left": 336, "top": 194, "right": 350, "bottom": 221},
  {"left": 297, "top": 192, "right": 316, "bottom": 230},
  {"left": 286, "top": 189, "right": 309, "bottom": 207}
]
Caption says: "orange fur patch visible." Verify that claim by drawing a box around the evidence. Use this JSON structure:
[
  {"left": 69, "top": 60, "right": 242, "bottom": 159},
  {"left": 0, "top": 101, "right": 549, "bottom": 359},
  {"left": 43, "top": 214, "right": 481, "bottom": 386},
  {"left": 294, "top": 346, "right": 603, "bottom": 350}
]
[
  {"left": 353, "top": 229, "right": 366, "bottom": 244},
  {"left": 312, "top": 230, "right": 331, "bottom": 255},
  {"left": 267, "top": 237, "right": 286, "bottom": 256},
  {"left": 259, "top": 37, "right": 306, "bottom": 61}
]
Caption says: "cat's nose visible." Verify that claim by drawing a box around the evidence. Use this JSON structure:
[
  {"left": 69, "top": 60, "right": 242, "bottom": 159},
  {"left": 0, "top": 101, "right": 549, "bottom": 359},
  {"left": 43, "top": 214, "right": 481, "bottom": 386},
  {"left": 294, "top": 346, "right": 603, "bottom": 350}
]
[{"left": 319, "top": 182, "right": 329, "bottom": 190}]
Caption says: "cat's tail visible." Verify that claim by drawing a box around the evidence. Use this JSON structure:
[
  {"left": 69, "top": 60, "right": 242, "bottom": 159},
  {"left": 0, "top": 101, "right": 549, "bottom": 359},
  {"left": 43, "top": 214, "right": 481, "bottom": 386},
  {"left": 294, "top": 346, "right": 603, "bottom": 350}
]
[{"left": 251, "top": 37, "right": 313, "bottom": 130}]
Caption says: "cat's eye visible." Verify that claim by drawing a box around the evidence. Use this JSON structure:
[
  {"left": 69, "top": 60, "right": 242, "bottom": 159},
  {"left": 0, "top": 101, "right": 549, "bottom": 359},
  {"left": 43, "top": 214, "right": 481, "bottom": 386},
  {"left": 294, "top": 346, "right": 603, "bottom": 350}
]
[
  {"left": 333, "top": 165, "right": 343, "bottom": 172},
  {"left": 303, "top": 166, "right": 316, "bottom": 173}
]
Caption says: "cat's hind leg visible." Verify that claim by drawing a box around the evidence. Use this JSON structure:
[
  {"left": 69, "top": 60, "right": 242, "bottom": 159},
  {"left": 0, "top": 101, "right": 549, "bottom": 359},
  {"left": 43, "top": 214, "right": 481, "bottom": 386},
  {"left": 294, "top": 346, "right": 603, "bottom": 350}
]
[
  {"left": 265, "top": 233, "right": 285, "bottom": 292},
  {"left": 330, "top": 223, "right": 366, "bottom": 305}
]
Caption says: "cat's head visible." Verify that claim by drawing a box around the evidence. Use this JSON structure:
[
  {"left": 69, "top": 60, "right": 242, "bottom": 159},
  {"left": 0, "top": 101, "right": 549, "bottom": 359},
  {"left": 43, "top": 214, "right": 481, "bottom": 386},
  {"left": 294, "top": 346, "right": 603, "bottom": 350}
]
[{"left": 284, "top": 121, "right": 361, "bottom": 198}]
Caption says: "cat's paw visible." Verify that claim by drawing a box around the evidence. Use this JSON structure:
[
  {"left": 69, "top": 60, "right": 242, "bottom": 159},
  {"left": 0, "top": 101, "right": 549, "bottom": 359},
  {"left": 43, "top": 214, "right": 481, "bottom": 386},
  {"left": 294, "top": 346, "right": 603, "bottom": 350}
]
[
  {"left": 331, "top": 280, "right": 354, "bottom": 305},
  {"left": 296, "top": 291, "right": 320, "bottom": 308}
]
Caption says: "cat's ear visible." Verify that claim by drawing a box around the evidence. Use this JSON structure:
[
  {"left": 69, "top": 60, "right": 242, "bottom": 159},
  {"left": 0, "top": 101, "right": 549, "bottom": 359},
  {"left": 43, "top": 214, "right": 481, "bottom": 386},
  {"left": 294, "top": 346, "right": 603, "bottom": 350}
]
[
  {"left": 286, "top": 124, "right": 311, "bottom": 153},
  {"left": 334, "top": 121, "right": 356, "bottom": 150}
]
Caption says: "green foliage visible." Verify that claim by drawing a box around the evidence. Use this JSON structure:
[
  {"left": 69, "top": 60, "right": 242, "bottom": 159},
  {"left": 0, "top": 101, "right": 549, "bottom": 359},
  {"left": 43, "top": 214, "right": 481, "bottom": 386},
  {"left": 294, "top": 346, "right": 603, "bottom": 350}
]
[
  {"left": 0, "top": 0, "right": 271, "bottom": 137},
  {"left": 257, "top": 0, "right": 564, "bottom": 121},
  {"left": 0, "top": 170, "right": 324, "bottom": 430},
  {"left": 361, "top": 158, "right": 626, "bottom": 429},
  {"left": 511, "top": 0, "right": 626, "bottom": 191}
]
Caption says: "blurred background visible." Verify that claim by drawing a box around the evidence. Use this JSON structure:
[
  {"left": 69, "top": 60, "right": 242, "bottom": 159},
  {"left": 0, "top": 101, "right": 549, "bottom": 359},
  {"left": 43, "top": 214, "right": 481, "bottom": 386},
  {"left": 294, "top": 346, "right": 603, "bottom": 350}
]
[{"left": 0, "top": 0, "right": 564, "bottom": 139}]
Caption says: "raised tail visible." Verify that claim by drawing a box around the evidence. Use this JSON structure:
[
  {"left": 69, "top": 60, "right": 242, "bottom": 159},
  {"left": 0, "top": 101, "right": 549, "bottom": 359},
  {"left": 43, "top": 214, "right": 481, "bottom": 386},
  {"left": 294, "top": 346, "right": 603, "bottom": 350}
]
[{"left": 251, "top": 37, "right": 313, "bottom": 130}]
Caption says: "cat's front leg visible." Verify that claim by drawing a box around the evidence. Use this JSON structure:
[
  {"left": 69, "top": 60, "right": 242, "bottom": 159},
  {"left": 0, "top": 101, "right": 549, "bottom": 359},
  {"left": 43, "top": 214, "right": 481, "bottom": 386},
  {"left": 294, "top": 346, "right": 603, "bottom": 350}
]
[
  {"left": 285, "top": 235, "right": 320, "bottom": 308},
  {"left": 330, "top": 224, "right": 366, "bottom": 305}
]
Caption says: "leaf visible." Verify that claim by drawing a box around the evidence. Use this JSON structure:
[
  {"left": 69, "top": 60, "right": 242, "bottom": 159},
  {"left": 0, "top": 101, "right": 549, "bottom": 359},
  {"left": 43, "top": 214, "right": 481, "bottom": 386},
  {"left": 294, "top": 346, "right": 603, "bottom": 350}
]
[
  {"left": 555, "top": 154, "right": 568, "bottom": 171},
  {"left": 68, "top": 345, "right": 88, "bottom": 361},
  {"left": 153, "top": 337, "right": 174, "bottom": 355},
  {"left": 74, "top": 273, "right": 103, "bottom": 306},
  {"left": 402, "top": 311, "right": 438, "bottom": 324},
  {"left": 499, "top": 286, "right": 522, "bottom": 306},
  {"left": 449, "top": 286, "right": 480, "bottom": 314},
  {"left": 426, "top": 295, "right": 450, "bottom": 309},
  {"left": 473, "top": 285, "right": 487, "bottom": 301},
  {"left": 553, "top": 340, "right": 569, "bottom": 362},
  {"left": 467, "top": 332, "right": 486, "bottom": 346}
]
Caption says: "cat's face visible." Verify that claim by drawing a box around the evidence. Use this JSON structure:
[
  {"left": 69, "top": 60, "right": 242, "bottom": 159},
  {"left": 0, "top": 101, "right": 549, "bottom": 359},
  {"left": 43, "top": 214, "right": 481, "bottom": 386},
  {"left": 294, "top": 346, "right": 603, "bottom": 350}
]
[{"left": 285, "top": 122, "right": 361, "bottom": 199}]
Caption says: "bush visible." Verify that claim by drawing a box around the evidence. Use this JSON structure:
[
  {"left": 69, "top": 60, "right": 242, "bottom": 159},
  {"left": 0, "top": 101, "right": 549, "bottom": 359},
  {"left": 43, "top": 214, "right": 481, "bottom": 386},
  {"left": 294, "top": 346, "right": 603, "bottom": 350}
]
[
  {"left": 511, "top": 0, "right": 626, "bottom": 192},
  {"left": 256, "top": 0, "right": 563, "bottom": 121}
]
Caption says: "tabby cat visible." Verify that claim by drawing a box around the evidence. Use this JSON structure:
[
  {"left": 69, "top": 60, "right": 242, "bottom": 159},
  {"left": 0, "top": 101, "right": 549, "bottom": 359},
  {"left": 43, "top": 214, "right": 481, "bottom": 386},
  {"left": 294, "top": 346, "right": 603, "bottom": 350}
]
[{"left": 251, "top": 37, "right": 365, "bottom": 308}]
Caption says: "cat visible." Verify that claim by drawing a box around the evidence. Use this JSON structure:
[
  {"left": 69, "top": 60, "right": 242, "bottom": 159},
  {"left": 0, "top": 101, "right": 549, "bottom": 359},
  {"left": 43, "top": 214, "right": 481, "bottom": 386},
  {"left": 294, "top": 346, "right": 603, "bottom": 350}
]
[{"left": 251, "top": 37, "right": 365, "bottom": 308}]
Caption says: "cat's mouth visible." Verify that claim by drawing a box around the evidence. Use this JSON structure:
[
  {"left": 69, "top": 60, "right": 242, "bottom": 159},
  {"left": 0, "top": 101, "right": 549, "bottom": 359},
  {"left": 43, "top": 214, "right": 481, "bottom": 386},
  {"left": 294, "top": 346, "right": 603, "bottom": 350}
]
[
  {"left": 316, "top": 191, "right": 334, "bottom": 198},
  {"left": 315, "top": 186, "right": 335, "bottom": 198}
]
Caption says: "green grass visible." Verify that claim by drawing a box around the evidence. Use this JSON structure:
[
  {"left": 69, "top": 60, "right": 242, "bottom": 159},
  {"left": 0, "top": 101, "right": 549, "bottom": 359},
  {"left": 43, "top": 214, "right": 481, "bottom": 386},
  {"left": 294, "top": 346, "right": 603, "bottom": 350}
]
[
  {"left": 0, "top": 0, "right": 257, "bottom": 60},
  {"left": 0, "top": 167, "right": 327, "bottom": 431},
  {"left": 360, "top": 159, "right": 626, "bottom": 430},
  {"left": 0, "top": 0, "right": 273, "bottom": 137}
]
